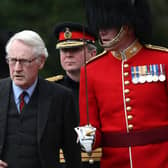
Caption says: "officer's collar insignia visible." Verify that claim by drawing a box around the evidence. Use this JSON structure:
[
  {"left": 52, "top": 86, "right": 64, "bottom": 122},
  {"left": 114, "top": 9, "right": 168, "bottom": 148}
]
[
  {"left": 64, "top": 27, "right": 72, "bottom": 39},
  {"left": 112, "top": 40, "right": 142, "bottom": 60}
]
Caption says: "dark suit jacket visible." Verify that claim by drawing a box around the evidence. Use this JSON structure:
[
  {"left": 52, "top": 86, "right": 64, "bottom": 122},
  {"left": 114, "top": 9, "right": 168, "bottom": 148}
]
[
  {"left": 56, "top": 75, "right": 79, "bottom": 123},
  {"left": 0, "top": 77, "right": 81, "bottom": 168}
]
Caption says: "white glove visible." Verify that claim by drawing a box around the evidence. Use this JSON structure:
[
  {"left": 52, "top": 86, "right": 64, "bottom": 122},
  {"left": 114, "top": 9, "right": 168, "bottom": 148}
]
[{"left": 74, "top": 124, "right": 96, "bottom": 153}]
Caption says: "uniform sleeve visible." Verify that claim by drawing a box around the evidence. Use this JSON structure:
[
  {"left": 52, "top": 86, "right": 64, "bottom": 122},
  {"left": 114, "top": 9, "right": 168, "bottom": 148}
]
[{"left": 79, "top": 67, "right": 102, "bottom": 148}]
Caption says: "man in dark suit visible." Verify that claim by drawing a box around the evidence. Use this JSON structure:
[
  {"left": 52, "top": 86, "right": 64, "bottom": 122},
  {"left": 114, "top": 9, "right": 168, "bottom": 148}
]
[{"left": 0, "top": 30, "right": 81, "bottom": 168}]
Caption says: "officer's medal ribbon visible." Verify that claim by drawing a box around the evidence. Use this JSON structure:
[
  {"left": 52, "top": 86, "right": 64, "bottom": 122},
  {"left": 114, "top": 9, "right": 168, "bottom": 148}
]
[
  {"left": 146, "top": 65, "right": 153, "bottom": 83},
  {"left": 139, "top": 65, "right": 146, "bottom": 83},
  {"left": 152, "top": 64, "right": 159, "bottom": 82},
  {"left": 131, "top": 64, "right": 166, "bottom": 84},
  {"left": 131, "top": 66, "right": 139, "bottom": 84}
]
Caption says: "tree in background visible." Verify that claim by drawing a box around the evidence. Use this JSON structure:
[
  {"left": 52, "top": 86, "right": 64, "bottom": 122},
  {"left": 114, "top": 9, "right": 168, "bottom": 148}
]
[
  {"left": 0, "top": 30, "right": 14, "bottom": 78},
  {"left": 0, "top": 0, "right": 85, "bottom": 77},
  {"left": 149, "top": 0, "right": 168, "bottom": 47}
]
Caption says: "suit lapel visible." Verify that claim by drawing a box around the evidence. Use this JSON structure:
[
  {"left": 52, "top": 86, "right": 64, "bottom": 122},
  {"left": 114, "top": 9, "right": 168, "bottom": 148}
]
[
  {"left": 37, "top": 78, "right": 51, "bottom": 143},
  {"left": 0, "top": 78, "right": 11, "bottom": 154}
]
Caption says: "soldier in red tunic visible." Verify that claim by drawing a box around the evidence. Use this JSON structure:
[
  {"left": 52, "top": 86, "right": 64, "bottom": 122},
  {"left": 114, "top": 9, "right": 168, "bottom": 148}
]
[{"left": 78, "top": 0, "right": 168, "bottom": 168}]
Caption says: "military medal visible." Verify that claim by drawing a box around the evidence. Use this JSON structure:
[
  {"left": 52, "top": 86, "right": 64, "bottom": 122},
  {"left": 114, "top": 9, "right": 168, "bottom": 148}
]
[
  {"left": 146, "top": 65, "right": 153, "bottom": 83},
  {"left": 138, "top": 65, "right": 146, "bottom": 83},
  {"left": 152, "top": 64, "right": 159, "bottom": 82},
  {"left": 131, "top": 64, "right": 166, "bottom": 84},
  {"left": 131, "top": 66, "right": 139, "bottom": 84},
  {"left": 159, "top": 64, "right": 166, "bottom": 82}
]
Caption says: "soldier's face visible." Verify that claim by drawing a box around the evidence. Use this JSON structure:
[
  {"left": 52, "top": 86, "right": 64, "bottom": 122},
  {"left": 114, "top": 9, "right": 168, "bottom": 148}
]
[
  {"left": 99, "top": 26, "right": 128, "bottom": 50},
  {"left": 60, "top": 46, "right": 91, "bottom": 73},
  {"left": 99, "top": 28, "right": 119, "bottom": 44}
]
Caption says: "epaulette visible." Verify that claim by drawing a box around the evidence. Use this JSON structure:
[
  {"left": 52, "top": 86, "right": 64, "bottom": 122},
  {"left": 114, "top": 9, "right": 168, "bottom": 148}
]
[
  {"left": 46, "top": 75, "right": 64, "bottom": 82},
  {"left": 145, "top": 44, "right": 168, "bottom": 52},
  {"left": 86, "top": 50, "right": 107, "bottom": 64}
]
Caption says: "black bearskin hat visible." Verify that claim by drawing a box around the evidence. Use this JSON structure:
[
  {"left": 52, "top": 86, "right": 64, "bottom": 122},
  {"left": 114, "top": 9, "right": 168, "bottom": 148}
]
[{"left": 84, "top": 0, "right": 152, "bottom": 43}]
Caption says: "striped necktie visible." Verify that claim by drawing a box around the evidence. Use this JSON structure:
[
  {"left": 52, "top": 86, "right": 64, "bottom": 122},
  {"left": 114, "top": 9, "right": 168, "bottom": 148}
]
[{"left": 19, "top": 91, "right": 27, "bottom": 112}]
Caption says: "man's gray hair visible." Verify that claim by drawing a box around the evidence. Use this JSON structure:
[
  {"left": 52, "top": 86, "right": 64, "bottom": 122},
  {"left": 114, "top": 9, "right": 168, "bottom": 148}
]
[{"left": 5, "top": 30, "right": 48, "bottom": 58}]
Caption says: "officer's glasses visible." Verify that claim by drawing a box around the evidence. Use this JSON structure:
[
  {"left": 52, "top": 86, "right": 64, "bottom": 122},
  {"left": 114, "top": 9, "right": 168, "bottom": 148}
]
[{"left": 6, "top": 56, "right": 38, "bottom": 66}]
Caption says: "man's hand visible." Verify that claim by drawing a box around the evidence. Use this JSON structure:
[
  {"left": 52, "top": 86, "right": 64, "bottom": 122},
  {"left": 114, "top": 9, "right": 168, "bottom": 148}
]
[
  {"left": 0, "top": 160, "right": 8, "bottom": 168},
  {"left": 74, "top": 124, "right": 96, "bottom": 153}
]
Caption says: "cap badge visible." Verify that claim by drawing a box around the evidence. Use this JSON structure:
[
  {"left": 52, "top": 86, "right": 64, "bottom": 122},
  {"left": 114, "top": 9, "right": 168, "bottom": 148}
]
[{"left": 64, "top": 28, "right": 72, "bottom": 39}]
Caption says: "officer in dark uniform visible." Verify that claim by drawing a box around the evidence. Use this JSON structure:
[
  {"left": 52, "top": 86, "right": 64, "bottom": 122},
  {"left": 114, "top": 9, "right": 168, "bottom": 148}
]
[
  {"left": 46, "top": 22, "right": 97, "bottom": 121},
  {"left": 46, "top": 22, "right": 101, "bottom": 168}
]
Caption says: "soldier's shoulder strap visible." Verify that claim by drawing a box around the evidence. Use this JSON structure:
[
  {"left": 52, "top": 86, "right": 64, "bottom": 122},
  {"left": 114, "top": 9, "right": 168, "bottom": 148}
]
[
  {"left": 145, "top": 44, "right": 168, "bottom": 52},
  {"left": 86, "top": 50, "right": 107, "bottom": 64},
  {"left": 46, "top": 75, "right": 64, "bottom": 82}
]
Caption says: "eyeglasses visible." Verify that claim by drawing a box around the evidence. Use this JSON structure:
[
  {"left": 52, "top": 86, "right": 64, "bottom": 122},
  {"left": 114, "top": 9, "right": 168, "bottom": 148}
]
[{"left": 6, "top": 57, "right": 38, "bottom": 66}]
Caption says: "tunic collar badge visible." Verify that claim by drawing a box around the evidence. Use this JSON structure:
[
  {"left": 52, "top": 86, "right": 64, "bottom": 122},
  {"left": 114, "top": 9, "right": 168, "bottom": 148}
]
[{"left": 112, "top": 40, "right": 143, "bottom": 60}]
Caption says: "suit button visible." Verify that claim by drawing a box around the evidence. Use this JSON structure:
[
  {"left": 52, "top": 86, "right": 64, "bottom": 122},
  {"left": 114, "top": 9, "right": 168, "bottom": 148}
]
[
  {"left": 125, "top": 98, "right": 131, "bottom": 103},
  {"left": 124, "top": 80, "right": 130, "bottom": 85},
  {"left": 128, "top": 115, "right": 133, "bottom": 120},
  {"left": 126, "top": 106, "right": 132, "bottom": 111},
  {"left": 124, "top": 89, "right": 130, "bottom": 94},
  {"left": 124, "top": 72, "right": 129, "bottom": 77},
  {"left": 128, "top": 124, "right": 134, "bottom": 130},
  {"left": 124, "top": 64, "right": 129, "bottom": 68}
]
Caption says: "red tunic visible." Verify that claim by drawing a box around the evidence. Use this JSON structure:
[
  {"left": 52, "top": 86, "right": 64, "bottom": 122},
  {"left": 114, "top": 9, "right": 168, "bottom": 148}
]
[{"left": 79, "top": 41, "right": 168, "bottom": 168}]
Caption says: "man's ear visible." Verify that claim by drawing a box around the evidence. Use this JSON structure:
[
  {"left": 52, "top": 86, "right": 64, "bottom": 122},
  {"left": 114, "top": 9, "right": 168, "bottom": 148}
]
[{"left": 38, "top": 55, "right": 46, "bottom": 70}]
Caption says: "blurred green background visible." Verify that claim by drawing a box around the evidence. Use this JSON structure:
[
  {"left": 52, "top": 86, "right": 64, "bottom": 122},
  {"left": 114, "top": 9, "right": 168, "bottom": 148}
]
[{"left": 0, "top": 0, "right": 168, "bottom": 78}]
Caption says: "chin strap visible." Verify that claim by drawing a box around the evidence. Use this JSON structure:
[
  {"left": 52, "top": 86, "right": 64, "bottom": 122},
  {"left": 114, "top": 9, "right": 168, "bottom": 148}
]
[{"left": 99, "top": 26, "right": 127, "bottom": 50}]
